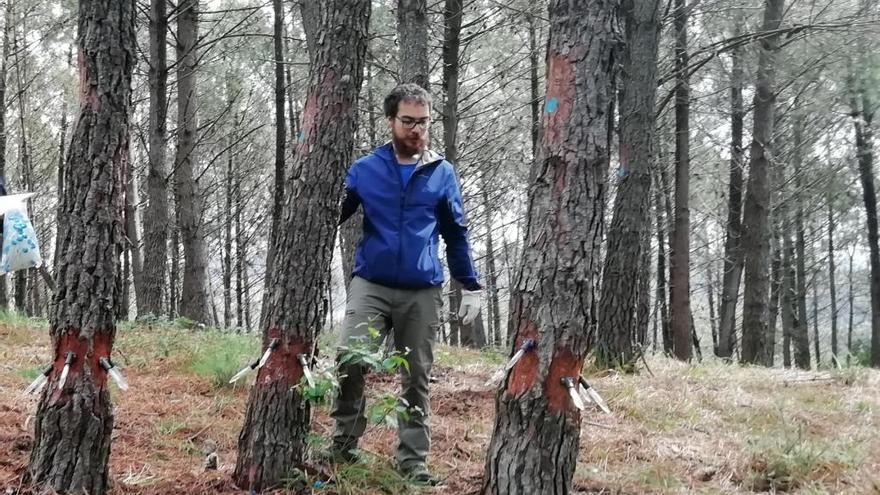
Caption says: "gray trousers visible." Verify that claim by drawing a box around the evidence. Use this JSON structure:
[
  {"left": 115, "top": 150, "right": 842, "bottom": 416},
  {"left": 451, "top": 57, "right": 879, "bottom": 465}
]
[{"left": 330, "top": 276, "right": 442, "bottom": 469}]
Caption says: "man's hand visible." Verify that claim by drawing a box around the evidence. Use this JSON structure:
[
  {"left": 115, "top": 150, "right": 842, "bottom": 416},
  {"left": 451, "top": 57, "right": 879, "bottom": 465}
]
[{"left": 458, "top": 289, "right": 482, "bottom": 326}]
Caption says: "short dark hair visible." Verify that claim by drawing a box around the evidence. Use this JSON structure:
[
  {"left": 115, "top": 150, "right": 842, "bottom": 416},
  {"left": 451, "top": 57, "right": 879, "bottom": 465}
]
[{"left": 384, "top": 83, "right": 432, "bottom": 118}]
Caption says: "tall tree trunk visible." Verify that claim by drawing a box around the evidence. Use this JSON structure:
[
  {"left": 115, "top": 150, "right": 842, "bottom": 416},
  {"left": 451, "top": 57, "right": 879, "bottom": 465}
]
[
  {"left": 828, "top": 201, "right": 839, "bottom": 366},
  {"left": 235, "top": 167, "right": 246, "bottom": 329},
  {"left": 481, "top": 0, "right": 618, "bottom": 491},
  {"left": 637, "top": 228, "right": 652, "bottom": 346},
  {"left": 123, "top": 139, "right": 142, "bottom": 318},
  {"left": 847, "top": 249, "right": 854, "bottom": 365},
  {"left": 141, "top": 0, "right": 169, "bottom": 318},
  {"left": 850, "top": 74, "right": 879, "bottom": 368},
  {"left": 12, "top": 15, "right": 30, "bottom": 315},
  {"left": 338, "top": 59, "right": 370, "bottom": 295},
  {"left": 261, "top": 0, "right": 287, "bottom": 326},
  {"left": 398, "top": 0, "right": 429, "bottom": 88},
  {"left": 233, "top": 1, "right": 369, "bottom": 490},
  {"left": 0, "top": 0, "right": 12, "bottom": 312},
  {"left": 812, "top": 272, "right": 820, "bottom": 366},
  {"left": 502, "top": 236, "right": 517, "bottom": 346},
  {"left": 174, "top": 0, "right": 212, "bottom": 325},
  {"left": 482, "top": 185, "right": 502, "bottom": 346},
  {"left": 739, "top": 0, "right": 785, "bottom": 365},
  {"left": 339, "top": 92, "right": 366, "bottom": 295},
  {"left": 528, "top": 10, "right": 540, "bottom": 157},
  {"left": 656, "top": 163, "right": 672, "bottom": 354},
  {"left": 716, "top": 13, "right": 746, "bottom": 358},
  {"left": 768, "top": 222, "right": 782, "bottom": 365},
  {"left": 223, "top": 132, "right": 234, "bottom": 328},
  {"left": 54, "top": 47, "right": 72, "bottom": 279},
  {"left": 793, "top": 116, "right": 811, "bottom": 370},
  {"left": 27, "top": 2, "right": 134, "bottom": 493},
  {"left": 169, "top": 204, "right": 179, "bottom": 318},
  {"left": 441, "top": 0, "right": 485, "bottom": 347},
  {"left": 596, "top": 0, "right": 660, "bottom": 369},
  {"left": 120, "top": 242, "right": 130, "bottom": 320},
  {"left": 781, "top": 211, "right": 796, "bottom": 368},
  {"left": 708, "top": 259, "right": 719, "bottom": 353},
  {"left": 669, "top": 0, "right": 691, "bottom": 361},
  {"left": 284, "top": 8, "right": 299, "bottom": 158}
]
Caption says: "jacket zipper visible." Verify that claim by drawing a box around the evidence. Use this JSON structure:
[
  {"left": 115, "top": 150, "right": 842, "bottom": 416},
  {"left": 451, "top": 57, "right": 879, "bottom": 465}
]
[{"left": 387, "top": 151, "right": 440, "bottom": 286}]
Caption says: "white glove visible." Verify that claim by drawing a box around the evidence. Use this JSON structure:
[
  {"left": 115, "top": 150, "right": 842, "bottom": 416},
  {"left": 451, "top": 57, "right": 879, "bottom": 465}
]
[{"left": 458, "top": 289, "right": 482, "bottom": 326}]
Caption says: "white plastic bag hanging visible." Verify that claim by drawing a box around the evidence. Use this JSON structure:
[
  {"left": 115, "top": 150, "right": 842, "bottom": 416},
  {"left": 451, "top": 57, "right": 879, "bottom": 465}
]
[{"left": 0, "top": 193, "right": 41, "bottom": 274}]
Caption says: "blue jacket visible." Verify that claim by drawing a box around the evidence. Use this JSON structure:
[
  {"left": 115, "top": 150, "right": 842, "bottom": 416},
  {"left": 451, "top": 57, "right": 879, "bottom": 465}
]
[{"left": 340, "top": 143, "right": 481, "bottom": 291}]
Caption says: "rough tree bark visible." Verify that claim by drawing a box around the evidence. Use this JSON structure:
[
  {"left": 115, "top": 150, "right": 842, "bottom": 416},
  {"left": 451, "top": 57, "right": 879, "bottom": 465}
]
[
  {"left": 528, "top": 10, "right": 540, "bottom": 157},
  {"left": 847, "top": 248, "right": 855, "bottom": 365},
  {"left": 27, "top": 1, "right": 134, "bottom": 493},
  {"left": 223, "top": 100, "right": 237, "bottom": 328},
  {"left": 782, "top": 207, "right": 797, "bottom": 368},
  {"left": 481, "top": 0, "right": 619, "bottom": 492},
  {"left": 669, "top": 0, "right": 692, "bottom": 361},
  {"left": 793, "top": 115, "right": 811, "bottom": 369},
  {"left": 442, "top": 0, "right": 486, "bottom": 347},
  {"left": 338, "top": 64, "right": 368, "bottom": 293},
  {"left": 654, "top": 166, "right": 671, "bottom": 353},
  {"left": 122, "top": 145, "right": 142, "bottom": 320},
  {"left": 850, "top": 67, "right": 879, "bottom": 367},
  {"left": 140, "top": 0, "right": 168, "bottom": 317},
  {"left": 398, "top": 0, "right": 429, "bottom": 88},
  {"left": 739, "top": 0, "right": 785, "bottom": 364},
  {"left": 262, "top": 0, "right": 287, "bottom": 320},
  {"left": 0, "top": 0, "right": 12, "bottom": 311},
  {"left": 596, "top": 0, "right": 660, "bottom": 369},
  {"left": 235, "top": 165, "right": 247, "bottom": 329},
  {"left": 716, "top": 13, "right": 745, "bottom": 358},
  {"left": 232, "top": 1, "right": 369, "bottom": 490},
  {"left": 444, "top": 0, "right": 463, "bottom": 344},
  {"left": 828, "top": 199, "right": 839, "bottom": 366},
  {"left": 174, "top": 0, "right": 212, "bottom": 325},
  {"left": 768, "top": 221, "right": 782, "bottom": 365},
  {"left": 482, "top": 184, "right": 502, "bottom": 346},
  {"left": 12, "top": 17, "right": 31, "bottom": 314}
]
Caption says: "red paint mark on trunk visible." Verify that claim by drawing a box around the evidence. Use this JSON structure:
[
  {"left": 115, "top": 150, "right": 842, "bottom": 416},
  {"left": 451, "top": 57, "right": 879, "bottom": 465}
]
[
  {"left": 296, "top": 69, "right": 341, "bottom": 155},
  {"left": 542, "top": 52, "right": 574, "bottom": 147},
  {"left": 297, "top": 92, "right": 318, "bottom": 155},
  {"left": 258, "top": 328, "right": 311, "bottom": 385},
  {"left": 52, "top": 328, "right": 114, "bottom": 398},
  {"left": 505, "top": 321, "right": 539, "bottom": 397},
  {"left": 77, "top": 49, "right": 98, "bottom": 111},
  {"left": 544, "top": 348, "right": 583, "bottom": 414},
  {"left": 248, "top": 465, "right": 257, "bottom": 488}
]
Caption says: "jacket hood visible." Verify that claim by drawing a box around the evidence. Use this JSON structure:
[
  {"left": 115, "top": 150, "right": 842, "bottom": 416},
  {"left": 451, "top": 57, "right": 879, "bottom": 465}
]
[{"left": 375, "top": 141, "right": 445, "bottom": 169}]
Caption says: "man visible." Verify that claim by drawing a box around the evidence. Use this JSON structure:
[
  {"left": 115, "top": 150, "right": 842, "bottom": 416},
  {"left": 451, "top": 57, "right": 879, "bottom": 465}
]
[{"left": 333, "top": 83, "right": 482, "bottom": 485}]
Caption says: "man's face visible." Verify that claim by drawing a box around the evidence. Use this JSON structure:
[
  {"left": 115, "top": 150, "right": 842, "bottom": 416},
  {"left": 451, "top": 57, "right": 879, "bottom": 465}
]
[{"left": 389, "top": 100, "right": 430, "bottom": 157}]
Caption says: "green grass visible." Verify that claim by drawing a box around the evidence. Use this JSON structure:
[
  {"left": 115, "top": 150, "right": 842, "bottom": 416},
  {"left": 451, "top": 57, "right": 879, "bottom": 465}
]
[
  {"left": 0, "top": 309, "right": 48, "bottom": 327},
  {"left": 115, "top": 318, "right": 261, "bottom": 386},
  {"left": 186, "top": 331, "right": 260, "bottom": 389},
  {"left": 634, "top": 464, "right": 683, "bottom": 490},
  {"left": 435, "top": 344, "right": 506, "bottom": 368},
  {"left": 155, "top": 418, "right": 186, "bottom": 436},
  {"left": 17, "top": 365, "right": 45, "bottom": 381},
  {"left": 288, "top": 451, "right": 418, "bottom": 495},
  {"left": 744, "top": 425, "right": 865, "bottom": 492}
]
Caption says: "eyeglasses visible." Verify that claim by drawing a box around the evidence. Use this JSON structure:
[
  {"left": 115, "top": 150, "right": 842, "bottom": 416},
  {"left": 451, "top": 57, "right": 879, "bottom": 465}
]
[{"left": 395, "top": 117, "right": 431, "bottom": 130}]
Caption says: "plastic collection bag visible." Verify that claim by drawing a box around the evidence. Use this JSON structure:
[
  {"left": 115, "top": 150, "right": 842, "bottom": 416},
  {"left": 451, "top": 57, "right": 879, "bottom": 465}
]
[{"left": 0, "top": 193, "right": 41, "bottom": 274}]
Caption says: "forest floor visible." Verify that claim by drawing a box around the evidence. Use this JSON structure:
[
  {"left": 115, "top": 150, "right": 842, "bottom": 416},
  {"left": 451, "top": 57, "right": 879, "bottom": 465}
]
[{"left": 1, "top": 314, "right": 879, "bottom": 494}]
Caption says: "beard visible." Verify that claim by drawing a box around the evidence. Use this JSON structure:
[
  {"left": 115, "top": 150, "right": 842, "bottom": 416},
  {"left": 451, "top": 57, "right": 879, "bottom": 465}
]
[{"left": 391, "top": 131, "right": 427, "bottom": 158}]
